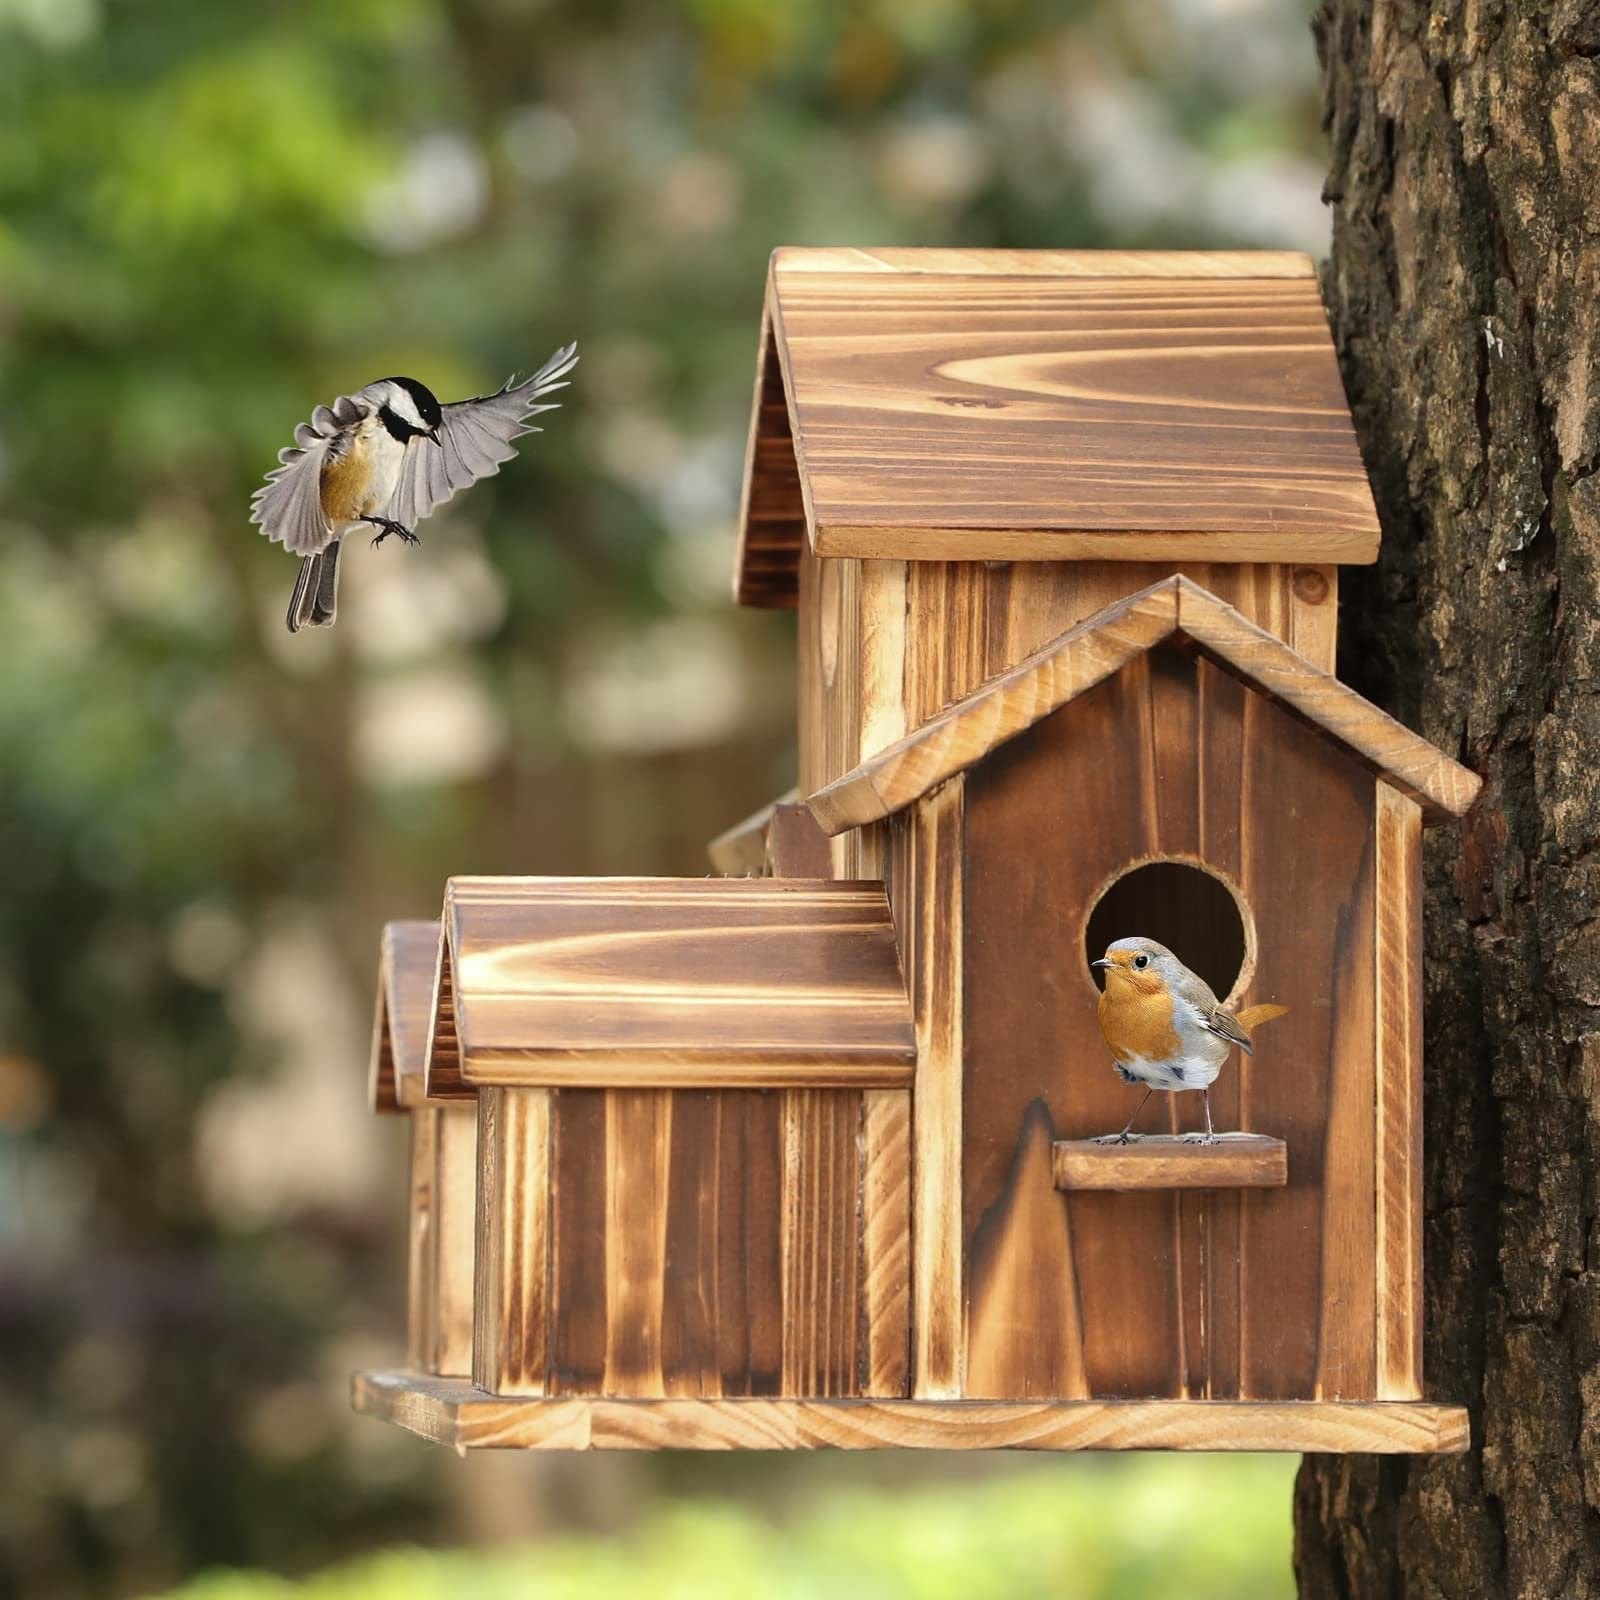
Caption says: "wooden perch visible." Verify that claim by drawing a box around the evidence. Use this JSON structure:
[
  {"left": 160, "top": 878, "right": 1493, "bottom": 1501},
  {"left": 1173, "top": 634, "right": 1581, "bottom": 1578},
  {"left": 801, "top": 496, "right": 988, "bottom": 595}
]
[{"left": 1053, "top": 1133, "right": 1288, "bottom": 1192}]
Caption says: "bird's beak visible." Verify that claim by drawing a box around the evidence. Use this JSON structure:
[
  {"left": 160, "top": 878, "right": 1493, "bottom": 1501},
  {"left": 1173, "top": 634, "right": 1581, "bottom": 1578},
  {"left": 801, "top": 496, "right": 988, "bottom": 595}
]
[
  {"left": 427, "top": 427, "right": 443, "bottom": 446},
  {"left": 1091, "top": 958, "right": 1111, "bottom": 969}
]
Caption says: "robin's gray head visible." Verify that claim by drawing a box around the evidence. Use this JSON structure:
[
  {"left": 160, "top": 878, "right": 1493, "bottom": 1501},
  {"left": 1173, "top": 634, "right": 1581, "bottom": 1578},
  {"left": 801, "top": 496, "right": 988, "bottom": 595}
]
[{"left": 1091, "top": 936, "right": 1187, "bottom": 993}]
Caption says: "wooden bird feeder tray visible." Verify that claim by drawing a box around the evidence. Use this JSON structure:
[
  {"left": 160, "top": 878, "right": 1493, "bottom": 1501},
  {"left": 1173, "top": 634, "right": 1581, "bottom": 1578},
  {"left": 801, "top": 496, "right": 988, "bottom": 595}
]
[{"left": 353, "top": 249, "right": 1479, "bottom": 1457}]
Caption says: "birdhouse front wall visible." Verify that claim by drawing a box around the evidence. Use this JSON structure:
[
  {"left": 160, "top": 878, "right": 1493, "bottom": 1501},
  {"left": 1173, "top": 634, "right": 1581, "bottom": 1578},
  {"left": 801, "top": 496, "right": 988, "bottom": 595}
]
[{"left": 954, "top": 643, "right": 1419, "bottom": 1403}]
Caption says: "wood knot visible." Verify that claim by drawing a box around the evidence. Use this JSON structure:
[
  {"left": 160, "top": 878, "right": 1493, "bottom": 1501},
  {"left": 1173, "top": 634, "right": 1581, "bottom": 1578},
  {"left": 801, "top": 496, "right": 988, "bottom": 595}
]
[{"left": 1292, "top": 567, "right": 1331, "bottom": 605}]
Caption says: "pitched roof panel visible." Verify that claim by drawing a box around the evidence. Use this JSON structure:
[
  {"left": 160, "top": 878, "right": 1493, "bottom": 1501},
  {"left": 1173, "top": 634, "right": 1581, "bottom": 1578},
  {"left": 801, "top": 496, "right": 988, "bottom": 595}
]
[
  {"left": 806, "top": 577, "right": 1481, "bottom": 832},
  {"left": 734, "top": 248, "right": 1381, "bottom": 607},
  {"left": 430, "top": 877, "right": 915, "bottom": 1090}
]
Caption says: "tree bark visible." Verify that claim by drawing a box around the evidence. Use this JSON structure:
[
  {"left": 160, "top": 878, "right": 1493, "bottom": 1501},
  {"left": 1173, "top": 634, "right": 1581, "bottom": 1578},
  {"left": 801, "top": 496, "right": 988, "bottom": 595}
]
[{"left": 1296, "top": 2, "right": 1600, "bottom": 1596}]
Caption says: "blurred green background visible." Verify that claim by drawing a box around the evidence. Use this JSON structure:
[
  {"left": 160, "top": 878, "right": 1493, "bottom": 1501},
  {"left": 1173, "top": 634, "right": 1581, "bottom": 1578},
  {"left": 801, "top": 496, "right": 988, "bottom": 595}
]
[{"left": 0, "top": 1, "right": 1326, "bottom": 1595}]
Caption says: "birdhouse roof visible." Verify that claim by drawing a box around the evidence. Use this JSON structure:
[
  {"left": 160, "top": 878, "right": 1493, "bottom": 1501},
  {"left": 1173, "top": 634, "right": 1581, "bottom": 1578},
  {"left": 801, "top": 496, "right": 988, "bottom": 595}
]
[
  {"left": 369, "top": 919, "right": 442, "bottom": 1113},
  {"left": 806, "top": 575, "right": 1482, "bottom": 832},
  {"left": 733, "top": 248, "right": 1382, "bottom": 608},
  {"left": 423, "top": 876, "right": 915, "bottom": 1098}
]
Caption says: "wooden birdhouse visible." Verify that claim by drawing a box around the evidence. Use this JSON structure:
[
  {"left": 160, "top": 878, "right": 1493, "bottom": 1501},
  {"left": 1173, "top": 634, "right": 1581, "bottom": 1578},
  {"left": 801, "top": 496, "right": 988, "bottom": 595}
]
[{"left": 354, "top": 249, "right": 1479, "bottom": 1454}]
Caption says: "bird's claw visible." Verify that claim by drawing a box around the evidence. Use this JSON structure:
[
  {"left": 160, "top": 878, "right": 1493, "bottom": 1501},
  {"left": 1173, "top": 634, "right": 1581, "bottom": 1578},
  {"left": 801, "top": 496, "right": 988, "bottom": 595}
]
[
  {"left": 1181, "top": 1132, "right": 1219, "bottom": 1146},
  {"left": 366, "top": 518, "right": 420, "bottom": 549},
  {"left": 1093, "top": 1132, "right": 1139, "bottom": 1146}
]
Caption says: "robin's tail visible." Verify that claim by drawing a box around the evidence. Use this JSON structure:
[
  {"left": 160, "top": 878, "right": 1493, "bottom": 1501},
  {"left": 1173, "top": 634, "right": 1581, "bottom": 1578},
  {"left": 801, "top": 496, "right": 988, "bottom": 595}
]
[
  {"left": 1236, "top": 1002, "right": 1289, "bottom": 1033},
  {"left": 286, "top": 540, "right": 340, "bottom": 633}
]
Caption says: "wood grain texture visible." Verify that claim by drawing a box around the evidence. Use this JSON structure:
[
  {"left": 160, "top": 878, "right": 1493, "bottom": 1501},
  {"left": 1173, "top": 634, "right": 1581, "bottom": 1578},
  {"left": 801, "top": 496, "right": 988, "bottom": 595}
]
[
  {"left": 423, "top": 1104, "right": 478, "bottom": 1377},
  {"left": 769, "top": 247, "right": 1318, "bottom": 279},
  {"left": 733, "top": 251, "right": 1380, "bottom": 605},
  {"left": 404, "top": 1108, "right": 438, "bottom": 1370},
  {"left": 861, "top": 1089, "right": 911, "bottom": 1396},
  {"left": 371, "top": 920, "right": 442, "bottom": 1112},
  {"left": 908, "top": 781, "right": 965, "bottom": 1397},
  {"left": 473, "top": 1088, "right": 550, "bottom": 1395},
  {"left": 780, "top": 1090, "right": 862, "bottom": 1396},
  {"left": 966, "top": 1100, "right": 1087, "bottom": 1400},
  {"left": 353, "top": 1371, "right": 1470, "bottom": 1454},
  {"left": 422, "top": 924, "right": 470, "bottom": 1101},
  {"left": 1175, "top": 576, "right": 1481, "bottom": 822},
  {"left": 438, "top": 877, "right": 914, "bottom": 1086},
  {"left": 808, "top": 579, "right": 1179, "bottom": 834},
  {"left": 545, "top": 1086, "right": 885, "bottom": 1400},
  {"left": 1054, "top": 1135, "right": 1288, "bottom": 1191},
  {"left": 963, "top": 648, "right": 1377, "bottom": 1401},
  {"left": 807, "top": 576, "right": 1478, "bottom": 835},
  {"left": 735, "top": 308, "right": 807, "bottom": 608},
  {"left": 1375, "top": 781, "right": 1424, "bottom": 1399}
]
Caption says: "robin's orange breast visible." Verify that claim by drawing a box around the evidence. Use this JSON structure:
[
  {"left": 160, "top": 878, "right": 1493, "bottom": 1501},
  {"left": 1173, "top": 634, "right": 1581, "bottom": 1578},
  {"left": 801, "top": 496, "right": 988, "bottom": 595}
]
[{"left": 1098, "top": 983, "right": 1182, "bottom": 1064}]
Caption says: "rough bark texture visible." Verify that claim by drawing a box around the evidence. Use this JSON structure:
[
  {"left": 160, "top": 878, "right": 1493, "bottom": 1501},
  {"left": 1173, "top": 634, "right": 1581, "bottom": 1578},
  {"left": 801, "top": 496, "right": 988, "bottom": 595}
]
[{"left": 1296, "top": 2, "right": 1600, "bottom": 1596}]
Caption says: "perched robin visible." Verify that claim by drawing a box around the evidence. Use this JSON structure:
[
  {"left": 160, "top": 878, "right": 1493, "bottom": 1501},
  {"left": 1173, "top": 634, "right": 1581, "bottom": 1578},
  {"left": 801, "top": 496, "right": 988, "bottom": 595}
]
[{"left": 1091, "top": 936, "right": 1288, "bottom": 1145}]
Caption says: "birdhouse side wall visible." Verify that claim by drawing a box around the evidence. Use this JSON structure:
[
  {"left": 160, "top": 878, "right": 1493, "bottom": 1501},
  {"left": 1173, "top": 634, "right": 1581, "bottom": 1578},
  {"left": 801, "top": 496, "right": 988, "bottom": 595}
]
[{"left": 959, "top": 646, "right": 1381, "bottom": 1402}]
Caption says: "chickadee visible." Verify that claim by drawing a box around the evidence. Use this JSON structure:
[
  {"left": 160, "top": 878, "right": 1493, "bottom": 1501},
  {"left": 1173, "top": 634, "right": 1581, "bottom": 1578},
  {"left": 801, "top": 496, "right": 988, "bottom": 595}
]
[{"left": 251, "top": 342, "right": 577, "bottom": 632}]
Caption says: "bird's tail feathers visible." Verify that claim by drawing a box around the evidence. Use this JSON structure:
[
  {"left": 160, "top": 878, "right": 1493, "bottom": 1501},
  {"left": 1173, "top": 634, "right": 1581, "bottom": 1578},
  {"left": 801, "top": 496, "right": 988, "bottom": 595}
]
[
  {"left": 1235, "top": 1002, "right": 1289, "bottom": 1032},
  {"left": 285, "top": 540, "right": 341, "bottom": 633}
]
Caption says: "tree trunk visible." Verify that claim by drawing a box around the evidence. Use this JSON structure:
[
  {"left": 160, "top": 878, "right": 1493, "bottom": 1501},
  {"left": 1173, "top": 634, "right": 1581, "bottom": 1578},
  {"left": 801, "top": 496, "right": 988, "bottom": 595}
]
[{"left": 1295, "top": 2, "right": 1600, "bottom": 1595}]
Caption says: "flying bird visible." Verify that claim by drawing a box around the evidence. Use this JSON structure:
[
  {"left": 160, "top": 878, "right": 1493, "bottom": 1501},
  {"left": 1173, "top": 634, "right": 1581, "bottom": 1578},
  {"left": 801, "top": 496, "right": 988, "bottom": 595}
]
[
  {"left": 1091, "top": 936, "right": 1288, "bottom": 1144},
  {"left": 251, "top": 342, "right": 577, "bottom": 632}
]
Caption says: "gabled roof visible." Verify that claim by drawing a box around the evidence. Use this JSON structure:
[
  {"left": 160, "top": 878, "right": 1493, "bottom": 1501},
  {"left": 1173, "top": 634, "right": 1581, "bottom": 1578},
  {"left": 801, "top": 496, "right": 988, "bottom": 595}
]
[
  {"left": 369, "top": 920, "right": 441, "bottom": 1113},
  {"left": 806, "top": 576, "right": 1482, "bottom": 834},
  {"left": 734, "top": 248, "right": 1381, "bottom": 608},
  {"left": 423, "top": 877, "right": 915, "bottom": 1097}
]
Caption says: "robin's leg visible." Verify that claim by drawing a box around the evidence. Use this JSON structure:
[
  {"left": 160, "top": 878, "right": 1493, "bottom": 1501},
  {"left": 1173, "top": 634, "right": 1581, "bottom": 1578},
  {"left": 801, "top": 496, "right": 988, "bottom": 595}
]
[
  {"left": 1182, "top": 1089, "right": 1218, "bottom": 1145},
  {"left": 1095, "top": 1089, "right": 1152, "bottom": 1145},
  {"left": 360, "top": 515, "right": 420, "bottom": 549}
]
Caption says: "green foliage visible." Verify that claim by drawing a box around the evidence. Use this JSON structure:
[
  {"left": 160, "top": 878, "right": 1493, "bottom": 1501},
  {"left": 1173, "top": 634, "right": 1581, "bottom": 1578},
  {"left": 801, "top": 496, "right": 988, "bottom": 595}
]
[{"left": 161, "top": 1457, "right": 1295, "bottom": 1600}]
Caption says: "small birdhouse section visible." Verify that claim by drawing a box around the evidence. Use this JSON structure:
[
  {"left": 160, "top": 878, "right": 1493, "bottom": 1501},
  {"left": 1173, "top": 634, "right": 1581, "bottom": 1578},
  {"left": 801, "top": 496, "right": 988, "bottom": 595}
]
[{"left": 354, "top": 249, "right": 1479, "bottom": 1455}]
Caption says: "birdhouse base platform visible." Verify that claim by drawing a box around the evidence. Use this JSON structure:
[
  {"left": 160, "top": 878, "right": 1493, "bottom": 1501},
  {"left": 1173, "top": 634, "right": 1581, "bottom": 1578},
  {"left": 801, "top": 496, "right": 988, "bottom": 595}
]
[
  {"left": 352, "top": 1371, "right": 1468, "bottom": 1454},
  {"left": 1053, "top": 1133, "right": 1288, "bottom": 1191}
]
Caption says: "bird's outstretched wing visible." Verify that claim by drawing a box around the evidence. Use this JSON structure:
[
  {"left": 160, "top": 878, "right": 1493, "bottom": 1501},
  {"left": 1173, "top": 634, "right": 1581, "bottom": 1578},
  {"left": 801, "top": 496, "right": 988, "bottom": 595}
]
[
  {"left": 251, "top": 394, "right": 368, "bottom": 555},
  {"left": 387, "top": 342, "right": 578, "bottom": 530}
]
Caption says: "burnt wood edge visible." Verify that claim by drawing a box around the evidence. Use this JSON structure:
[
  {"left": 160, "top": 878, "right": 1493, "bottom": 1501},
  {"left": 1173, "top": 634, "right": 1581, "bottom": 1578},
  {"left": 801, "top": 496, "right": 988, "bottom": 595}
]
[
  {"left": 351, "top": 1371, "right": 1470, "bottom": 1454},
  {"left": 458, "top": 1053, "right": 915, "bottom": 1092},
  {"left": 1052, "top": 1134, "right": 1288, "bottom": 1192},
  {"left": 805, "top": 577, "right": 1482, "bottom": 836}
]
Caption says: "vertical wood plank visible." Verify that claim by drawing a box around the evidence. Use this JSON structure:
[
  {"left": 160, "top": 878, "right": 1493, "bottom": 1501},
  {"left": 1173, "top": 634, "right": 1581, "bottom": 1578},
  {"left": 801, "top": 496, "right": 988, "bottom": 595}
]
[
  {"left": 429, "top": 1103, "right": 478, "bottom": 1377},
  {"left": 472, "top": 1087, "right": 550, "bottom": 1396},
  {"left": 405, "top": 1107, "right": 438, "bottom": 1372},
  {"left": 603, "top": 1089, "right": 671, "bottom": 1397},
  {"left": 549, "top": 1089, "right": 607, "bottom": 1394},
  {"left": 910, "top": 780, "right": 965, "bottom": 1396},
  {"left": 780, "top": 1089, "right": 862, "bottom": 1396},
  {"left": 861, "top": 1089, "right": 911, "bottom": 1396},
  {"left": 1375, "top": 780, "right": 1424, "bottom": 1398},
  {"left": 717, "top": 1092, "right": 786, "bottom": 1396},
  {"left": 1197, "top": 663, "right": 1248, "bottom": 1399},
  {"left": 1237, "top": 691, "right": 1377, "bottom": 1400}
]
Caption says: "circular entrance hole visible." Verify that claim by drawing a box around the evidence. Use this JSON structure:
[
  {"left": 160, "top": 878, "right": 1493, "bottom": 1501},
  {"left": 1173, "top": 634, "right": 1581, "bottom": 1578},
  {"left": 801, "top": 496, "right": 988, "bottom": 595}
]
[{"left": 1083, "top": 859, "right": 1251, "bottom": 1002}]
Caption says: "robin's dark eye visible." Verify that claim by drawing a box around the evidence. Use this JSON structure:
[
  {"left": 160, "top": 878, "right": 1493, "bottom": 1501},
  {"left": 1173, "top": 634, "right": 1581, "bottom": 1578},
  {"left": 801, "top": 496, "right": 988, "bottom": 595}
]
[{"left": 1133, "top": 955, "right": 1149, "bottom": 969}]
